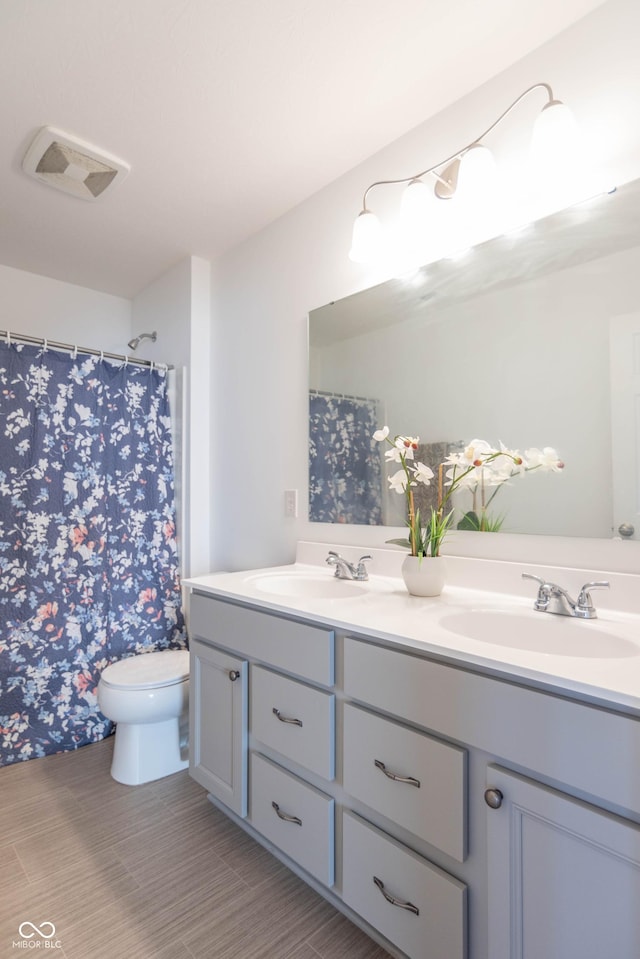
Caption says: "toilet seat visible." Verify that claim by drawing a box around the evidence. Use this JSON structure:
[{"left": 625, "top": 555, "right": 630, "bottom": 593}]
[{"left": 100, "top": 649, "right": 189, "bottom": 691}]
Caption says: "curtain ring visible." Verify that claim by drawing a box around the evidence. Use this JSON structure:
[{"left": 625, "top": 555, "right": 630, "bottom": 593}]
[
  {"left": 72, "top": 344, "right": 78, "bottom": 359},
  {"left": 123, "top": 355, "right": 129, "bottom": 367},
  {"left": 43, "top": 338, "right": 48, "bottom": 352},
  {"left": 5, "top": 330, "right": 10, "bottom": 346},
  {"left": 150, "top": 361, "right": 155, "bottom": 372},
  {"left": 99, "top": 350, "right": 104, "bottom": 363}
]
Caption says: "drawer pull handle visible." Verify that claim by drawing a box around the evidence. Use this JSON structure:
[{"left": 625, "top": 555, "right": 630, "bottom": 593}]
[
  {"left": 373, "top": 876, "right": 419, "bottom": 916},
  {"left": 271, "top": 801, "right": 302, "bottom": 826},
  {"left": 228, "top": 670, "right": 240, "bottom": 682},
  {"left": 272, "top": 707, "right": 303, "bottom": 727},
  {"left": 374, "top": 759, "right": 420, "bottom": 788}
]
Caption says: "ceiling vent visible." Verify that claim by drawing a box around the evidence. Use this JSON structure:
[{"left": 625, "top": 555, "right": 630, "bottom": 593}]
[{"left": 22, "top": 126, "right": 130, "bottom": 200}]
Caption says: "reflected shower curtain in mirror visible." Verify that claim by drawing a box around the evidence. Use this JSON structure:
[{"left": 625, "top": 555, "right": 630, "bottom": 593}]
[
  {"left": 0, "top": 342, "right": 186, "bottom": 765},
  {"left": 309, "top": 392, "right": 383, "bottom": 524}
]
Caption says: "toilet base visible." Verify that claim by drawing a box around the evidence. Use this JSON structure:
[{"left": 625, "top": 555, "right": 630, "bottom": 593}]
[{"left": 110, "top": 714, "right": 189, "bottom": 785}]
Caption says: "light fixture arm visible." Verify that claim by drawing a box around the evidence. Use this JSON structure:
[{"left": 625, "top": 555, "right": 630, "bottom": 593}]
[{"left": 360, "top": 82, "right": 555, "bottom": 210}]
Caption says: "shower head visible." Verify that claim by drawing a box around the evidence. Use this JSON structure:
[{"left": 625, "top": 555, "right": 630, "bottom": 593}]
[{"left": 127, "top": 331, "right": 157, "bottom": 351}]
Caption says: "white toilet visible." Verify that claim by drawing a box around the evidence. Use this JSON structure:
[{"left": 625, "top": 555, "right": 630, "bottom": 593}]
[{"left": 97, "top": 648, "right": 190, "bottom": 785}]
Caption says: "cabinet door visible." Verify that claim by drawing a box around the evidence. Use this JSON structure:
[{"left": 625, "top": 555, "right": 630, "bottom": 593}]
[
  {"left": 189, "top": 640, "right": 248, "bottom": 817},
  {"left": 486, "top": 765, "right": 640, "bottom": 959}
]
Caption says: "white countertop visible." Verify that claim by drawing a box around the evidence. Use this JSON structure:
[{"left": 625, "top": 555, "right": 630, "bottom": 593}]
[{"left": 183, "top": 543, "right": 640, "bottom": 716}]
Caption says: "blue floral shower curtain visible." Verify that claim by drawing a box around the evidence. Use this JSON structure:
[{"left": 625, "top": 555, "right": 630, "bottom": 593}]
[
  {"left": 0, "top": 342, "right": 186, "bottom": 765},
  {"left": 309, "top": 392, "right": 383, "bottom": 524}
]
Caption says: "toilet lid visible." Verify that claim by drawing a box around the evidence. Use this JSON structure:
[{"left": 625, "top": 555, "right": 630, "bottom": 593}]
[{"left": 100, "top": 649, "right": 189, "bottom": 690}]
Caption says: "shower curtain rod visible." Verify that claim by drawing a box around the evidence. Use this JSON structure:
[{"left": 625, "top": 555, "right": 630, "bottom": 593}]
[
  {"left": 310, "top": 388, "right": 378, "bottom": 402},
  {"left": 309, "top": 390, "right": 378, "bottom": 403},
  {"left": 1, "top": 329, "right": 173, "bottom": 370}
]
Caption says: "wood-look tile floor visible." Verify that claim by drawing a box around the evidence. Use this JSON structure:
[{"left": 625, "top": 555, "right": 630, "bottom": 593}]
[{"left": 0, "top": 737, "right": 393, "bottom": 958}]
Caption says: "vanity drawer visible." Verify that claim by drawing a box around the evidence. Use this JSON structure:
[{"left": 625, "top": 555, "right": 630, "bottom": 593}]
[
  {"left": 190, "top": 593, "right": 334, "bottom": 685},
  {"left": 250, "top": 753, "right": 334, "bottom": 886},
  {"left": 252, "top": 666, "right": 335, "bottom": 779},
  {"left": 342, "top": 811, "right": 466, "bottom": 959},
  {"left": 344, "top": 636, "right": 640, "bottom": 815},
  {"left": 343, "top": 703, "right": 466, "bottom": 861}
]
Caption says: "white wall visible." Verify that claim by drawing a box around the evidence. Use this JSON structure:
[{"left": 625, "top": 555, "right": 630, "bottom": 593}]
[
  {"left": 133, "top": 256, "right": 211, "bottom": 578},
  {"left": 210, "top": 0, "right": 640, "bottom": 573},
  {"left": 0, "top": 263, "right": 131, "bottom": 350}
]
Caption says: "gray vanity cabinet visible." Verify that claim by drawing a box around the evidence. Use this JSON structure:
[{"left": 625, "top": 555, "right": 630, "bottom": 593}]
[
  {"left": 187, "top": 590, "right": 640, "bottom": 959},
  {"left": 189, "top": 638, "right": 248, "bottom": 816},
  {"left": 486, "top": 765, "right": 640, "bottom": 959}
]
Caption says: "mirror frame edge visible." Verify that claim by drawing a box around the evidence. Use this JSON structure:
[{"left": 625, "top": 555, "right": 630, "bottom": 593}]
[{"left": 298, "top": 521, "right": 640, "bottom": 575}]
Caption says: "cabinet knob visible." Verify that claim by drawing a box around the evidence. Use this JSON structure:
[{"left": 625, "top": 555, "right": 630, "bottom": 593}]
[
  {"left": 618, "top": 522, "right": 635, "bottom": 538},
  {"left": 484, "top": 787, "right": 503, "bottom": 809},
  {"left": 228, "top": 669, "right": 240, "bottom": 682}
]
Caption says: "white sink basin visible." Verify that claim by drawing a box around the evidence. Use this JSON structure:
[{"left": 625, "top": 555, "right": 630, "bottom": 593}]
[
  {"left": 439, "top": 609, "right": 639, "bottom": 659},
  {"left": 247, "top": 571, "right": 366, "bottom": 599}
]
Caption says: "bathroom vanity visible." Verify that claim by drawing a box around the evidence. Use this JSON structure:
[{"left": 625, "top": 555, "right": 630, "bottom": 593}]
[{"left": 184, "top": 544, "right": 640, "bottom": 959}]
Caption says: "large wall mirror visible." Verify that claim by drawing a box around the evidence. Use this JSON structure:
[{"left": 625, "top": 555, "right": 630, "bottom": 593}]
[{"left": 309, "top": 179, "right": 640, "bottom": 540}]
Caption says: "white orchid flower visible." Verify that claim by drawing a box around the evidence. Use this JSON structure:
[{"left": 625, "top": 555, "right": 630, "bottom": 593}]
[
  {"left": 496, "top": 442, "right": 526, "bottom": 477},
  {"left": 484, "top": 464, "right": 513, "bottom": 486},
  {"left": 463, "top": 439, "right": 495, "bottom": 464},
  {"left": 412, "top": 462, "right": 434, "bottom": 485},
  {"left": 388, "top": 469, "right": 410, "bottom": 494},
  {"left": 445, "top": 440, "right": 496, "bottom": 476},
  {"left": 445, "top": 465, "right": 479, "bottom": 490},
  {"left": 394, "top": 435, "right": 419, "bottom": 461},
  {"left": 525, "top": 446, "right": 565, "bottom": 471},
  {"left": 373, "top": 426, "right": 389, "bottom": 442},
  {"left": 384, "top": 446, "right": 404, "bottom": 463}
]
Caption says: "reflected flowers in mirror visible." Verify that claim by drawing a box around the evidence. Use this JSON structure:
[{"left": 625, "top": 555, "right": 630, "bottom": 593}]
[
  {"left": 444, "top": 439, "right": 565, "bottom": 531},
  {"left": 374, "top": 428, "right": 565, "bottom": 550}
]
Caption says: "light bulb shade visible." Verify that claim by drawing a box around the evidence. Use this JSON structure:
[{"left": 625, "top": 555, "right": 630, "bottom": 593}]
[
  {"left": 400, "top": 178, "right": 432, "bottom": 220},
  {"left": 531, "top": 99, "right": 578, "bottom": 165},
  {"left": 397, "top": 178, "right": 433, "bottom": 257},
  {"left": 349, "top": 209, "right": 383, "bottom": 263},
  {"left": 531, "top": 99, "right": 586, "bottom": 205},
  {"left": 456, "top": 144, "right": 498, "bottom": 202}
]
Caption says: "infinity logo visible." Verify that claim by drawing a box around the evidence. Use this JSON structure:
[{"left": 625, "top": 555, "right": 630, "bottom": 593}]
[{"left": 18, "top": 922, "right": 56, "bottom": 940}]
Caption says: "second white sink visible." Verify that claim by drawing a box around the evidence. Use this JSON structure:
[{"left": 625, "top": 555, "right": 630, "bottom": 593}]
[{"left": 439, "top": 609, "right": 638, "bottom": 659}]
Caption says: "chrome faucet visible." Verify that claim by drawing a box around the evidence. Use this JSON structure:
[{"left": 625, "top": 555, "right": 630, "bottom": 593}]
[
  {"left": 522, "top": 573, "right": 610, "bottom": 619},
  {"left": 326, "top": 550, "right": 371, "bottom": 581}
]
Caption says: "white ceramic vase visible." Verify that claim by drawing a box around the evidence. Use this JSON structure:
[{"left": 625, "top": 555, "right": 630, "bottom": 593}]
[{"left": 401, "top": 555, "right": 446, "bottom": 597}]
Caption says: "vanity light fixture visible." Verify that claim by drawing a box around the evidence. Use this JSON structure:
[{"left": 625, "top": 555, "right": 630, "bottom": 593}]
[{"left": 349, "top": 82, "right": 580, "bottom": 264}]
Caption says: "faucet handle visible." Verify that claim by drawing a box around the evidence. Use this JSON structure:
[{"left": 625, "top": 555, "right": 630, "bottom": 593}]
[
  {"left": 577, "top": 581, "right": 610, "bottom": 610},
  {"left": 355, "top": 555, "right": 372, "bottom": 580},
  {"left": 522, "top": 572, "right": 552, "bottom": 611},
  {"left": 522, "top": 572, "right": 547, "bottom": 587}
]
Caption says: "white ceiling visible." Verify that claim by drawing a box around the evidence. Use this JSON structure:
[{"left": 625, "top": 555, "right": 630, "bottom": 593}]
[{"left": 0, "top": 0, "right": 605, "bottom": 299}]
